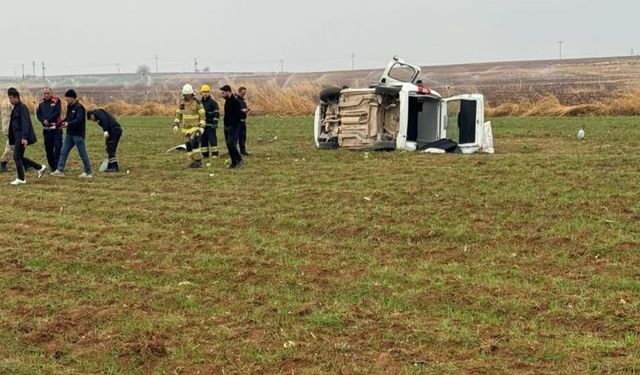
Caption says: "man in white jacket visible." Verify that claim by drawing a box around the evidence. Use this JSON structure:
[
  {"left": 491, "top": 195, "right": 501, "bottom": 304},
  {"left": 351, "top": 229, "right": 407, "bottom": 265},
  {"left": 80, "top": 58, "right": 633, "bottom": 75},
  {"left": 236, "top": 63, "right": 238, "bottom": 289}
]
[{"left": 0, "top": 89, "right": 14, "bottom": 173}]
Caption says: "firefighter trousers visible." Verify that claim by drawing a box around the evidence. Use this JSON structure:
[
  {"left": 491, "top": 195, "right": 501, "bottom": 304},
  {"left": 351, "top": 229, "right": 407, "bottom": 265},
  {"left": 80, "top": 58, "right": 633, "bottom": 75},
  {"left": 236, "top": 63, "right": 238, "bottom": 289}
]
[
  {"left": 201, "top": 125, "right": 218, "bottom": 157},
  {"left": 185, "top": 132, "right": 203, "bottom": 161}
]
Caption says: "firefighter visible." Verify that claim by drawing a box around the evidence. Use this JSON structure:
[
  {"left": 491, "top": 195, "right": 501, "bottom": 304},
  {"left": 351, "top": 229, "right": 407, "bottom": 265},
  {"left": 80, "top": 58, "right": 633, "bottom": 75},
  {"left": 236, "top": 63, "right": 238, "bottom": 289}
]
[
  {"left": 87, "top": 109, "right": 123, "bottom": 172},
  {"left": 200, "top": 85, "right": 220, "bottom": 158},
  {"left": 173, "top": 84, "right": 206, "bottom": 168}
]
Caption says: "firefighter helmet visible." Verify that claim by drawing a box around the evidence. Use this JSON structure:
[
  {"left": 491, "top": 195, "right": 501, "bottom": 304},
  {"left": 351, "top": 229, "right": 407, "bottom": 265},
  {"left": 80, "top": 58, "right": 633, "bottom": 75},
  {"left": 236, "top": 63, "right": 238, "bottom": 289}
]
[{"left": 182, "top": 84, "right": 194, "bottom": 95}]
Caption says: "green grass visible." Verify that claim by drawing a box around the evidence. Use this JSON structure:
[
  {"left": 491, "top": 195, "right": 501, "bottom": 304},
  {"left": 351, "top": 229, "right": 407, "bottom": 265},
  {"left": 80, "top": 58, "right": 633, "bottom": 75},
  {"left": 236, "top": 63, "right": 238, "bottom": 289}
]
[{"left": 0, "top": 116, "right": 639, "bottom": 374}]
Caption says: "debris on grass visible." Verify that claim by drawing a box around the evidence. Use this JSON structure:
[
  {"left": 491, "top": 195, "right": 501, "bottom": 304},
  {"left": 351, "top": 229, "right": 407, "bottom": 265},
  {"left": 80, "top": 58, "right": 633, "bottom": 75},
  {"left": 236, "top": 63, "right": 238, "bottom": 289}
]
[{"left": 283, "top": 340, "right": 296, "bottom": 349}]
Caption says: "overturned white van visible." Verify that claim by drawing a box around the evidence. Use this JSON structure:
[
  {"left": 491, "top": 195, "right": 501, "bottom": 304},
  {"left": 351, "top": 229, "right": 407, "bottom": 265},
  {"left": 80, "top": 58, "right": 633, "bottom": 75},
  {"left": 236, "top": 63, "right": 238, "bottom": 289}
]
[{"left": 314, "top": 56, "right": 494, "bottom": 154}]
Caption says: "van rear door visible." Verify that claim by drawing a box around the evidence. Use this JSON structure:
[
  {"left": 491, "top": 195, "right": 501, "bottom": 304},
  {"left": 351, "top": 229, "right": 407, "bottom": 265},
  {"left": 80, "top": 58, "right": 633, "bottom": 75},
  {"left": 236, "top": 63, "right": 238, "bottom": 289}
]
[{"left": 442, "top": 94, "right": 492, "bottom": 153}]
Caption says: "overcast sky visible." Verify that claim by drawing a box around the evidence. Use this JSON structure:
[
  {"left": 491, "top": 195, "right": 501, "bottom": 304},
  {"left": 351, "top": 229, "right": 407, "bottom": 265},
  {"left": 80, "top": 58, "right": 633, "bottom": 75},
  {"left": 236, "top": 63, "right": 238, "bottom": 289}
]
[{"left": 0, "top": 0, "right": 638, "bottom": 76}]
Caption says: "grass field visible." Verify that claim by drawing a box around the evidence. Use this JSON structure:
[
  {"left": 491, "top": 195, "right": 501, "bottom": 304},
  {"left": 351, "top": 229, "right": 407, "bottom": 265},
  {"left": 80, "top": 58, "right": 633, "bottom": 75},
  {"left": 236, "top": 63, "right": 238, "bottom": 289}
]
[{"left": 0, "top": 116, "right": 639, "bottom": 374}]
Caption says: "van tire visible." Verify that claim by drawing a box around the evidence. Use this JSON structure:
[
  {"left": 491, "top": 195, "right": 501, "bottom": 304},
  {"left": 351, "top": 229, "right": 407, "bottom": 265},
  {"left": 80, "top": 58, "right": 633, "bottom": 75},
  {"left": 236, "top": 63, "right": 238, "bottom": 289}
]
[
  {"left": 375, "top": 86, "right": 401, "bottom": 97},
  {"left": 320, "top": 87, "right": 342, "bottom": 103},
  {"left": 317, "top": 137, "right": 339, "bottom": 149}
]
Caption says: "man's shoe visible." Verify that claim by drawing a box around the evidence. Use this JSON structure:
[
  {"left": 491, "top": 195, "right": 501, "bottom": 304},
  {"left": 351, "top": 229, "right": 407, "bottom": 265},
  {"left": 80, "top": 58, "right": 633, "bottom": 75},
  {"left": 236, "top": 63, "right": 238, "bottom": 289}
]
[
  {"left": 235, "top": 160, "right": 245, "bottom": 169},
  {"left": 241, "top": 152, "right": 250, "bottom": 157},
  {"left": 50, "top": 170, "right": 65, "bottom": 177},
  {"left": 105, "top": 163, "right": 119, "bottom": 173},
  {"left": 37, "top": 165, "right": 47, "bottom": 179},
  {"left": 10, "top": 179, "right": 26, "bottom": 186},
  {"left": 0, "top": 162, "right": 8, "bottom": 173},
  {"left": 227, "top": 164, "right": 237, "bottom": 169},
  {"left": 189, "top": 160, "right": 203, "bottom": 169},
  {"left": 79, "top": 172, "right": 93, "bottom": 179}
]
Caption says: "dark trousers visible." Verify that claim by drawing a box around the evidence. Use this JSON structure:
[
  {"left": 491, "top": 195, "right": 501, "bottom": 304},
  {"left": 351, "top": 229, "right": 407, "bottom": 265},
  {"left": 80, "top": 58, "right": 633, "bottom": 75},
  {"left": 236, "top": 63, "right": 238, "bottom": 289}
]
[
  {"left": 106, "top": 131, "right": 122, "bottom": 166},
  {"left": 224, "top": 126, "right": 242, "bottom": 166},
  {"left": 239, "top": 120, "right": 247, "bottom": 154},
  {"left": 201, "top": 125, "right": 218, "bottom": 157},
  {"left": 43, "top": 129, "right": 63, "bottom": 171},
  {"left": 185, "top": 132, "right": 203, "bottom": 161},
  {"left": 14, "top": 143, "right": 41, "bottom": 181}
]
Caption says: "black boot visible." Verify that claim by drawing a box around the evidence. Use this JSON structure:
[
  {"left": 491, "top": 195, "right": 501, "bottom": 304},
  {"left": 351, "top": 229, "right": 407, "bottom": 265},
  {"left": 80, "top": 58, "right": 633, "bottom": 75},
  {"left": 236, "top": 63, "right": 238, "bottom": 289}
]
[
  {"left": 189, "top": 160, "right": 203, "bottom": 169},
  {"left": 0, "top": 161, "right": 8, "bottom": 173},
  {"left": 106, "top": 162, "right": 119, "bottom": 173}
]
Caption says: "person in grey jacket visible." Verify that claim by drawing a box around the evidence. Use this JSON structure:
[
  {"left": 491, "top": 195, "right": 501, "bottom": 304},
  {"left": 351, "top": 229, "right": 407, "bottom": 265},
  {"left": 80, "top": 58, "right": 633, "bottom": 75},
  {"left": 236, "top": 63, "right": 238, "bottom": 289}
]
[
  {"left": 0, "top": 90, "right": 14, "bottom": 173},
  {"left": 7, "top": 88, "right": 46, "bottom": 185}
]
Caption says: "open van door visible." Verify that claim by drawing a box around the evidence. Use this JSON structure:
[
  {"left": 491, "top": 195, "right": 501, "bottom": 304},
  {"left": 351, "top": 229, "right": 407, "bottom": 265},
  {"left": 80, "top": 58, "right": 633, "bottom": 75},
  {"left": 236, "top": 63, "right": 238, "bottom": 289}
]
[
  {"left": 380, "top": 56, "right": 421, "bottom": 85},
  {"left": 441, "top": 94, "right": 494, "bottom": 154}
]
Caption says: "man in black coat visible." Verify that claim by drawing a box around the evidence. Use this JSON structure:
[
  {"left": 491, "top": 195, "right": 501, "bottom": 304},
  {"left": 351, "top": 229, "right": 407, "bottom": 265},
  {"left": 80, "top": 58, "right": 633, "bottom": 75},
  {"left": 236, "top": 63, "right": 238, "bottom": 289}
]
[
  {"left": 7, "top": 88, "right": 46, "bottom": 185},
  {"left": 36, "top": 88, "right": 63, "bottom": 171},
  {"left": 88, "top": 109, "right": 123, "bottom": 172},
  {"left": 51, "top": 89, "right": 93, "bottom": 178},
  {"left": 220, "top": 85, "right": 244, "bottom": 169},
  {"left": 237, "top": 86, "right": 251, "bottom": 156}
]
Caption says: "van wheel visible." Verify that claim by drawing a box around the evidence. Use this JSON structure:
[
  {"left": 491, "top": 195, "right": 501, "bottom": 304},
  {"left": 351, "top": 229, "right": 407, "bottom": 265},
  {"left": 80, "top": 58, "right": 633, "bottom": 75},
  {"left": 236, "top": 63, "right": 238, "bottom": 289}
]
[
  {"left": 375, "top": 86, "right": 401, "bottom": 98},
  {"left": 320, "top": 87, "right": 342, "bottom": 103},
  {"left": 317, "top": 137, "right": 338, "bottom": 149}
]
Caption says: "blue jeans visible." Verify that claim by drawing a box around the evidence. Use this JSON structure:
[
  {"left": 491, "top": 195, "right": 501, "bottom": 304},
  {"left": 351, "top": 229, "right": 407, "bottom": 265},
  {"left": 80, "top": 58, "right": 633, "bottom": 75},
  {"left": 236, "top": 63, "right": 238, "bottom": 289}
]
[{"left": 57, "top": 134, "right": 92, "bottom": 174}]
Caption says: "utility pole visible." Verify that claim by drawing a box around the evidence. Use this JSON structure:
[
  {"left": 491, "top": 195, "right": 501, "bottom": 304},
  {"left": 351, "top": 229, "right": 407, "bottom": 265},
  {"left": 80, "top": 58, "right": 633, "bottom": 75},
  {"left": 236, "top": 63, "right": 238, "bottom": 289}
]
[
  {"left": 21, "top": 64, "right": 25, "bottom": 80},
  {"left": 42, "top": 62, "right": 46, "bottom": 79},
  {"left": 154, "top": 54, "right": 159, "bottom": 73},
  {"left": 557, "top": 41, "right": 564, "bottom": 60},
  {"left": 194, "top": 57, "right": 199, "bottom": 73},
  {"left": 632, "top": 48, "right": 635, "bottom": 56},
  {"left": 351, "top": 52, "right": 356, "bottom": 71},
  {"left": 280, "top": 59, "right": 285, "bottom": 73},
  {"left": 116, "top": 63, "right": 121, "bottom": 74},
  {"left": 32, "top": 61, "right": 36, "bottom": 77}
]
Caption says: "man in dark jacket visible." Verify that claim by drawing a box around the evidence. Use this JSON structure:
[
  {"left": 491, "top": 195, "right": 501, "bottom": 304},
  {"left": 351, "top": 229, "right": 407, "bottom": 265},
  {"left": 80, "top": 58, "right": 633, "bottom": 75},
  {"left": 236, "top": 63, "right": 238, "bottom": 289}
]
[
  {"left": 51, "top": 89, "right": 92, "bottom": 178},
  {"left": 7, "top": 88, "right": 46, "bottom": 185},
  {"left": 220, "top": 85, "right": 243, "bottom": 169},
  {"left": 36, "top": 87, "right": 63, "bottom": 171},
  {"left": 237, "top": 86, "right": 250, "bottom": 156},
  {"left": 88, "top": 109, "right": 123, "bottom": 172},
  {"left": 200, "top": 85, "right": 220, "bottom": 158}
]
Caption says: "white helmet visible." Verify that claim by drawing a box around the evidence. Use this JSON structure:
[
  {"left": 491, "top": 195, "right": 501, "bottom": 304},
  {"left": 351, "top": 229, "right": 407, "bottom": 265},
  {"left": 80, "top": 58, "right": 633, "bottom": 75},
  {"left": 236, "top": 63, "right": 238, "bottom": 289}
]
[{"left": 182, "top": 84, "right": 194, "bottom": 95}]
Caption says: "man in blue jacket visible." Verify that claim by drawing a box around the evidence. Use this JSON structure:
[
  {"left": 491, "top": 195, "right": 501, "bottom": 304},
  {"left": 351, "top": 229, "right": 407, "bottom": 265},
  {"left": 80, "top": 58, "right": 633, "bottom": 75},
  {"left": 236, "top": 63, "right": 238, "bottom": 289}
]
[
  {"left": 51, "top": 90, "right": 92, "bottom": 178},
  {"left": 88, "top": 109, "right": 123, "bottom": 172},
  {"left": 36, "top": 88, "right": 63, "bottom": 171},
  {"left": 7, "top": 88, "right": 46, "bottom": 185}
]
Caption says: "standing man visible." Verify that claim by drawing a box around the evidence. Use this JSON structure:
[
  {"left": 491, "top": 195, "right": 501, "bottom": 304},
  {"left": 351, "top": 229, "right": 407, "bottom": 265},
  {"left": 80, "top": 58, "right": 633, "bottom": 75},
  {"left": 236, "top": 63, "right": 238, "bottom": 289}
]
[
  {"left": 36, "top": 88, "right": 63, "bottom": 172},
  {"left": 220, "top": 85, "right": 243, "bottom": 169},
  {"left": 200, "top": 85, "right": 220, "bottom": 158},
  {"left": 237, "top": 86, "right": 251, "bottom": 156},
  {"left": 173, "top": 84, "right": 206, "bottom": 168},
  {"left": 88, "top": 109, "right": 123, "bottom": 173},
  {"left": 7, "top": 88, "right": 46, "bottom": 185},
  {"left": 1, "top": 89, "right": 14, "bottom": 173},
  {"left": 51, "top": 90, "right": 93, "bottom": 178}
]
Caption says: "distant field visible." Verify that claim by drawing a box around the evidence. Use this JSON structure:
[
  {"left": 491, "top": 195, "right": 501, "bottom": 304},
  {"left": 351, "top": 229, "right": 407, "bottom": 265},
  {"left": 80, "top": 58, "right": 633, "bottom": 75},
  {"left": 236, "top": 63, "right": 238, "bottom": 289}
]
[
  {"left": 0, "top": 116, "right": 639, "bottom": 374},
  {"left": 3, "top": 56, "right": 640, "bottom": 109}
]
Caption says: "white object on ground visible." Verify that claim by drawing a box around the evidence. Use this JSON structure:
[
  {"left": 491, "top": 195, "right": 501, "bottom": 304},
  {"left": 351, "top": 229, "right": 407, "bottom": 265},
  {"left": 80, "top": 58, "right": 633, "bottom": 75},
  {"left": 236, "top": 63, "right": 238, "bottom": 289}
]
[
  {"left": 578, "top": 128, "right": 585, "bottom": 140},
  {"left": 421, "top": 148, "right": 446, "bottom": 154}
]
